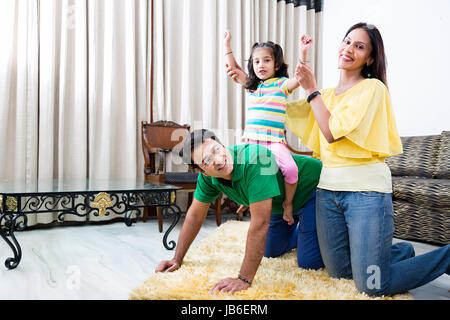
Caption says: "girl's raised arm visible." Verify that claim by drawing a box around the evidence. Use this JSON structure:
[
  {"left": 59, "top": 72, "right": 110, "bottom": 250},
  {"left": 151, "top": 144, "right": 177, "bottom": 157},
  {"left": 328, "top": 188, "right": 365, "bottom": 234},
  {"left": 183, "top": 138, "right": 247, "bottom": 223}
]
[
  {"left": 224, "top": 30, "right": 248, "bottom": 85},
  {"left": 286, "top": 34, "right": 313, "bottom": 92}
]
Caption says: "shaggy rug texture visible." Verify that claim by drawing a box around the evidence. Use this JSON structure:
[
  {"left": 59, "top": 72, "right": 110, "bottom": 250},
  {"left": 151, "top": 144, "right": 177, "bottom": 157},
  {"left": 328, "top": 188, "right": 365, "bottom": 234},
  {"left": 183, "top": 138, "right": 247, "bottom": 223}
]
[{"left": 130, "top": 220, "right": 413, "bottom": 300}]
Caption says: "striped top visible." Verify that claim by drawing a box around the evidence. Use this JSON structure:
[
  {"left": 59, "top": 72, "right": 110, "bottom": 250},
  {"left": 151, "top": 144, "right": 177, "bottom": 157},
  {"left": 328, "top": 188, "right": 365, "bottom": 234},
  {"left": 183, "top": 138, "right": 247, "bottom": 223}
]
[{"left": 242, "top": 77, "right": 292, "bottom": 143}]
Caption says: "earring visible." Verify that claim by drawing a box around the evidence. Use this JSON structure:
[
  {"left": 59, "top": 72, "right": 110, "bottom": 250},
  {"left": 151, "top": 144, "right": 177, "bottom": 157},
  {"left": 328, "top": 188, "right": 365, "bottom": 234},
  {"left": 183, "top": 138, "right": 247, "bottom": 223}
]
[{"left": 367, "top": 73, "right": 371, "bottom": 77}]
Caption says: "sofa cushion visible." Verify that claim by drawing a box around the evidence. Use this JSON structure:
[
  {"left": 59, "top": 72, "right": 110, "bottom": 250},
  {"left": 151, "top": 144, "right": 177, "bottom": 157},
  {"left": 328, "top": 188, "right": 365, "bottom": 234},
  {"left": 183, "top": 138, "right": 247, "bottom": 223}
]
[
  {"left": 392, "top": 176, "right": 450, "bottom": 208},
  {"left": 435, "top": 131, "right": 450, "bottom": 179},
  {"left": 386, "top": 134, "right": 441, "bottom": 178},
  {"left": 393, "top": 199, "right": 449, "bottom": 245}
]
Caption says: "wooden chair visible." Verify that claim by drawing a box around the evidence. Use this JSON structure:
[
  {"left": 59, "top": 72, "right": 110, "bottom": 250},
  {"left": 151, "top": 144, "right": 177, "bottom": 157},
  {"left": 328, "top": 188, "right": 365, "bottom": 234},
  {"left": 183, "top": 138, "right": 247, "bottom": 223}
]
[
  {"left": 141, "top": 120, "right": 222, "bottom": 232},
  {"left": 285, "top": 144, "right": 313, "bottom": 156},
  {"left": 285, "top": 130, "right": 313, "bottom": 156}
]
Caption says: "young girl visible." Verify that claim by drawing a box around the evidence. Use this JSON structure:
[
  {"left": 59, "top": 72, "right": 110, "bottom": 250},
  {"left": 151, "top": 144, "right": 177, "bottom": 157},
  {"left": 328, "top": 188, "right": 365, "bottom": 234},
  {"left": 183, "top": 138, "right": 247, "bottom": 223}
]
[{"left": 224, "top": 30, "right": 312, "bottom": 225}]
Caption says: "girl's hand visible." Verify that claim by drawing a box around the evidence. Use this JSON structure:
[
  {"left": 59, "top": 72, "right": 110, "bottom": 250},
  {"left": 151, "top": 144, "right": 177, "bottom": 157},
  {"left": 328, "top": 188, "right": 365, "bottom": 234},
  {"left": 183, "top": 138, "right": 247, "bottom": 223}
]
[
  {"left": 224, "top": 30, "right": 232, "bottom": 49},
  {"left": 295, "top": 60, "right": 318, "bottom": 95},
  {"left": 300, "top": 34, "right": 313, "bottom": 62},
  {"left": 300, "top": 34, "right": 313, "bottom": 52}
]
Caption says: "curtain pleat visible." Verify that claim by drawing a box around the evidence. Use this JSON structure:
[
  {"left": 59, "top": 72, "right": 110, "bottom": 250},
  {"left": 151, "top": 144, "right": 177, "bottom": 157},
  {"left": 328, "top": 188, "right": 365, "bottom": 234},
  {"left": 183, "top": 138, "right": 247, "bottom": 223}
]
[{"left": 0, "top": 0, "right": 39, "bottom": 183}]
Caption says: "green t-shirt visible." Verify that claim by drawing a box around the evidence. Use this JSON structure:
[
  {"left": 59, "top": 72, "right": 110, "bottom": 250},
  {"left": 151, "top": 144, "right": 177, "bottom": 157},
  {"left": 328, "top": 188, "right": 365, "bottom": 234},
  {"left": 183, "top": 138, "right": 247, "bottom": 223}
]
[{"left": 194, "top": 144, "right": 322, "bottom": 214}]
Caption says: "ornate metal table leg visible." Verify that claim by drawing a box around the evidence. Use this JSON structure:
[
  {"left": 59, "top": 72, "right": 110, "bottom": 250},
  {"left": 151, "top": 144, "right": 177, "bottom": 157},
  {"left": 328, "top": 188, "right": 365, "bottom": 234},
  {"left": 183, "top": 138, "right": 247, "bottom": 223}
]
[
  {"left": 0, "top": 212, "right": 28, "bottom": 269},
  {"left": 123, "top": 192, "right": 142, "bottom": 226},
  {"left": 124, "top": 209, "right": 140, "bottom": 227},
  {"left": 161, "top": 204, "right": 181, "bottom": 250}
]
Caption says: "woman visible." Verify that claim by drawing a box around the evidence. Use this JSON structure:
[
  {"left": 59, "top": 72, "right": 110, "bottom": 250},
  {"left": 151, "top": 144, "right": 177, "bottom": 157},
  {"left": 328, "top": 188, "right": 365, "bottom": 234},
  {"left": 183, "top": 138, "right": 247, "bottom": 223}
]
[{"left": 286, "top": 22, "right": 450, "bottom": 296}]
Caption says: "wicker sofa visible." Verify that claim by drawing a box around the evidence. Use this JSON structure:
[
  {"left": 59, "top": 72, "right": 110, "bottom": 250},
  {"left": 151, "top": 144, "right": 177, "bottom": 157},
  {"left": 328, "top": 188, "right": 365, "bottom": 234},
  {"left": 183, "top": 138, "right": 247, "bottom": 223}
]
[{"left": 386, "top": 131, "right": 449, "bottom": 245}]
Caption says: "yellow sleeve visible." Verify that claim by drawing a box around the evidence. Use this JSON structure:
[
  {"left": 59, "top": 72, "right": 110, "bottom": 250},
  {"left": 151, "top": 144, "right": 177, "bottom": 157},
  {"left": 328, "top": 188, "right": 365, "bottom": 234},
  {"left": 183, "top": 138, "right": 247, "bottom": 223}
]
[
  {"left": 328, "top": 79, "right": 403, "bottom": 158},
  {"left": 285, "top": 93, "right": 323, "bottom": 158},
  {"left": 286, "top": 80, "right": 403, "bottom": 161},
  {"left": 328, "top": 79, "right": 383, "bottom": 139}
]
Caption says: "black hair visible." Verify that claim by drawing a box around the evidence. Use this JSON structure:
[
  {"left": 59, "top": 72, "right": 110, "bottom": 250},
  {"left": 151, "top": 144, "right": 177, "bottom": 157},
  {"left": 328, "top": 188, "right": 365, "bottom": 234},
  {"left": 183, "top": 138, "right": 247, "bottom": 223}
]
[
  {"left": 245, "top": 41, "right": 289, "bottom": 91},
  {"left": 344, "top": 22, "right": 388, "bottom": 87},
  {"left": 179, "top": 129, "right": 222, "bottom": 171}
]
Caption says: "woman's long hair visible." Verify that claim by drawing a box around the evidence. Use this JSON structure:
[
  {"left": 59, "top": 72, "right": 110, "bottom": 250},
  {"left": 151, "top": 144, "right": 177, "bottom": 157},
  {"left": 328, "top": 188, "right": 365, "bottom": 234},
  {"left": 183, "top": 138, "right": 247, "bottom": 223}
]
[
  {"left": 344, "top": 22, "right": 388, "bottom": 87},
  {"left": 245, "top": 41, "right": 289, "bottom": 91}
]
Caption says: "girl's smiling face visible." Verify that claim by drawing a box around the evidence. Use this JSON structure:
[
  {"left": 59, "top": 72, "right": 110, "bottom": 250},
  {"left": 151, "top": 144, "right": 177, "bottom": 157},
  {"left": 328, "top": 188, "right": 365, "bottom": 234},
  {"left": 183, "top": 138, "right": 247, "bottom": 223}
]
[{"left": 252, "top": 47, "right": 277, "bottom": 80}]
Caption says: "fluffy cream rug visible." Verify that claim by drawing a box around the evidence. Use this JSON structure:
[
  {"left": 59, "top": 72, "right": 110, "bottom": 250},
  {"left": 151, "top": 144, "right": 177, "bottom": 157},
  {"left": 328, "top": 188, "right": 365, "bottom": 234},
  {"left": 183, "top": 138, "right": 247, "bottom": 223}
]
[{"left": 130, "top": 220, "right": 413, "bottom": 300}]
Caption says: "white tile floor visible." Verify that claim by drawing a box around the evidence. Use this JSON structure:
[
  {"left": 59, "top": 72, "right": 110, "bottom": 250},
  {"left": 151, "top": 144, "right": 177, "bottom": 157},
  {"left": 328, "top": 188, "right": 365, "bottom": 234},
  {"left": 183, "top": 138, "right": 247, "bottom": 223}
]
[{"left": 0, "top": 212, "right": 448, "bottom": 300}]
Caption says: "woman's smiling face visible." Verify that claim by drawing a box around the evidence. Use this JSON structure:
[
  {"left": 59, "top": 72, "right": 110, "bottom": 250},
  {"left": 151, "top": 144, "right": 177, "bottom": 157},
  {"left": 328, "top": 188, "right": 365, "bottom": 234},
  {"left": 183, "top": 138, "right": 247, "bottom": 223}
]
[{"left": 338, "top": 27, "right": 374, "bottom": 72}]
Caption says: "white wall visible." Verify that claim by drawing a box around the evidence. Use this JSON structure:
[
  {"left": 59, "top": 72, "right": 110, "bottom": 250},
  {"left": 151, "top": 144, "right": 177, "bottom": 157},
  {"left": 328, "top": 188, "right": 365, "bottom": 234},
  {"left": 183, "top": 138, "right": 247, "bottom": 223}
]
[{"left": 322, "top": 0, "right": 450, "bottom": 136}]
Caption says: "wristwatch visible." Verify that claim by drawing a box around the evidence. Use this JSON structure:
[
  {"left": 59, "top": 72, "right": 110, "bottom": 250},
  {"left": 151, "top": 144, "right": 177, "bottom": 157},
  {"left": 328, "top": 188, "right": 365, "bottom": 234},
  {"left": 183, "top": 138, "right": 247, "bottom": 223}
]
[{"left": 307, "top": 90, "right": 321, "bottom": 103}]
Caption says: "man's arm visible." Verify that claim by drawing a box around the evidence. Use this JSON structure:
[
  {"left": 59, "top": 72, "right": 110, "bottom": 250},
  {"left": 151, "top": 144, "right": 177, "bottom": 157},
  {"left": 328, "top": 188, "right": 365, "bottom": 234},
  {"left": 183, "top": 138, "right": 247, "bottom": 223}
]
[
  {"left": 155, "top": 198, "right": 210, "bottom": 272},
  {"left": 210, "top": 198, "right": 272, "bottom": 294},
  {"left": 239, "top": 198, "right": 272, "bottom": 282}
]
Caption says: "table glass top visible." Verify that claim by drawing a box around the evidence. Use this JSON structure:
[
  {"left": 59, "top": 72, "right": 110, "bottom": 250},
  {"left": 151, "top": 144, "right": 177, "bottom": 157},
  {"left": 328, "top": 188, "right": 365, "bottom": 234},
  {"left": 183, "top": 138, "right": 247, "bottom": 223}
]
[{"left": 0, "top": 179, "right": 181, "bottom": 195}]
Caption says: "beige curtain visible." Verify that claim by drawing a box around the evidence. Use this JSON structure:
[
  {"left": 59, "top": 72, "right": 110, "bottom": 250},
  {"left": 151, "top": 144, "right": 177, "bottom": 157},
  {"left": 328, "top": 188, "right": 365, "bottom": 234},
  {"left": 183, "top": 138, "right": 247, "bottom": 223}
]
[
  {"left": 152, "top": 0, "right": 323, "bottom": 149},
  {"left": 0, "top": 0, "right": 151, "bottom": 226},
  {"left": 0, "top": 0, "right": 39, "bottom": 183}
]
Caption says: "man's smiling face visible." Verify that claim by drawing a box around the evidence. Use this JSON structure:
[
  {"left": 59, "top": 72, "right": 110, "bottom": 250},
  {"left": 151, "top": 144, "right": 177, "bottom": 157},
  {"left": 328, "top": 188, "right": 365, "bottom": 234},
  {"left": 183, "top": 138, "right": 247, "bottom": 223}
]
[{"left": 192, "top": 138, "right": 234, "bottom": 180}]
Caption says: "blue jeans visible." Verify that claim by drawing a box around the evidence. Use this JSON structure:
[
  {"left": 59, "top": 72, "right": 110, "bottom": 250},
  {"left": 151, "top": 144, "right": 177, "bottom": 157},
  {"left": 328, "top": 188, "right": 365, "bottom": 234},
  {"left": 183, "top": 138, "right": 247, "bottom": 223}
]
[
  {"left": 264, "top": 191, "right": 324, "bottom": 270},
  {"left": 315, "top": 188, "right": 450, "bottom": 297}
]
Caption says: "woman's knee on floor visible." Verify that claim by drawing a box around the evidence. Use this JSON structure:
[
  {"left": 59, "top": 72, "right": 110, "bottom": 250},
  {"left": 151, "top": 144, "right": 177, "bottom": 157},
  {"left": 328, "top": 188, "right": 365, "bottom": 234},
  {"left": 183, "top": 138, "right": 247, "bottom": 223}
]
[
  {"left": 324, "top": 263, "right": 353, "bottom": 280},
  {"left": 354, "top": 279, "right": 390, "bottom": 297},
  {"left": 352, "top": 265, "right": 390, "bottom": 297}
]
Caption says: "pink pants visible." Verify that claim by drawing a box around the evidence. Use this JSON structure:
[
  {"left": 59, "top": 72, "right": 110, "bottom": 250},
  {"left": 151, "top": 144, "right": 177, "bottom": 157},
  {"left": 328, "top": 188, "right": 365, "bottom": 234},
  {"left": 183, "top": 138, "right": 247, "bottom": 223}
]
[{"left": 246, "top": 139, "right": 298, "bottom": 184}]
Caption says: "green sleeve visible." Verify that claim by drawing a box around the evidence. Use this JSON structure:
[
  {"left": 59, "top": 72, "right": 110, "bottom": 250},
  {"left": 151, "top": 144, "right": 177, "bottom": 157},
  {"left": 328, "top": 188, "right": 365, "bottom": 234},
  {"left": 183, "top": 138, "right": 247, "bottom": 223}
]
[{"left": 194, "top": 173, "right": 220, "bottom": 203}]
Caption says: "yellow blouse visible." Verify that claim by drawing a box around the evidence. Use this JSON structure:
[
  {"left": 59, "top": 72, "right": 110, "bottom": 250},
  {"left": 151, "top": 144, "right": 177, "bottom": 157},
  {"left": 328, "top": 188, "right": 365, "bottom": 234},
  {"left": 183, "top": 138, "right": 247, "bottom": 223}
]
[{"left": 286, "top": 79, "right": 403, "bottom": 168}]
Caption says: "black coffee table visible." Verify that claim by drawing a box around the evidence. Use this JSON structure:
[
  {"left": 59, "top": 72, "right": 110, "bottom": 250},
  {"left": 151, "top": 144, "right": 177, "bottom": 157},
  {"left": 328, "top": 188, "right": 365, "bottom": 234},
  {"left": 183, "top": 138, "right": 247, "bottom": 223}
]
[{"left": 0, "top": 179, "right": 182, "bottom": 269}]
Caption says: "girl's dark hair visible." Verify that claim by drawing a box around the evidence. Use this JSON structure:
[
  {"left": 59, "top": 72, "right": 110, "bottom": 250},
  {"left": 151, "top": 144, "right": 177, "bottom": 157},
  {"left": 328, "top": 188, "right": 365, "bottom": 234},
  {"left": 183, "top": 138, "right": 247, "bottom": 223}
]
[
  {"left": 245, "top": 41, "right": 289, "bottom": 91},
  {"left": 344, "top": 22, "right": 388, "bottom": 87}
]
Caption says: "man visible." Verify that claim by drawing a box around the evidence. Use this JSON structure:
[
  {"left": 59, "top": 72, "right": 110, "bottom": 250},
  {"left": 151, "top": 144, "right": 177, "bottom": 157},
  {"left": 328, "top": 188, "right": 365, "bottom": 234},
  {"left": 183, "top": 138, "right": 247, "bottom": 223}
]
[{"left": 155, "top": 129, "right": 323, "bottom": 294}]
